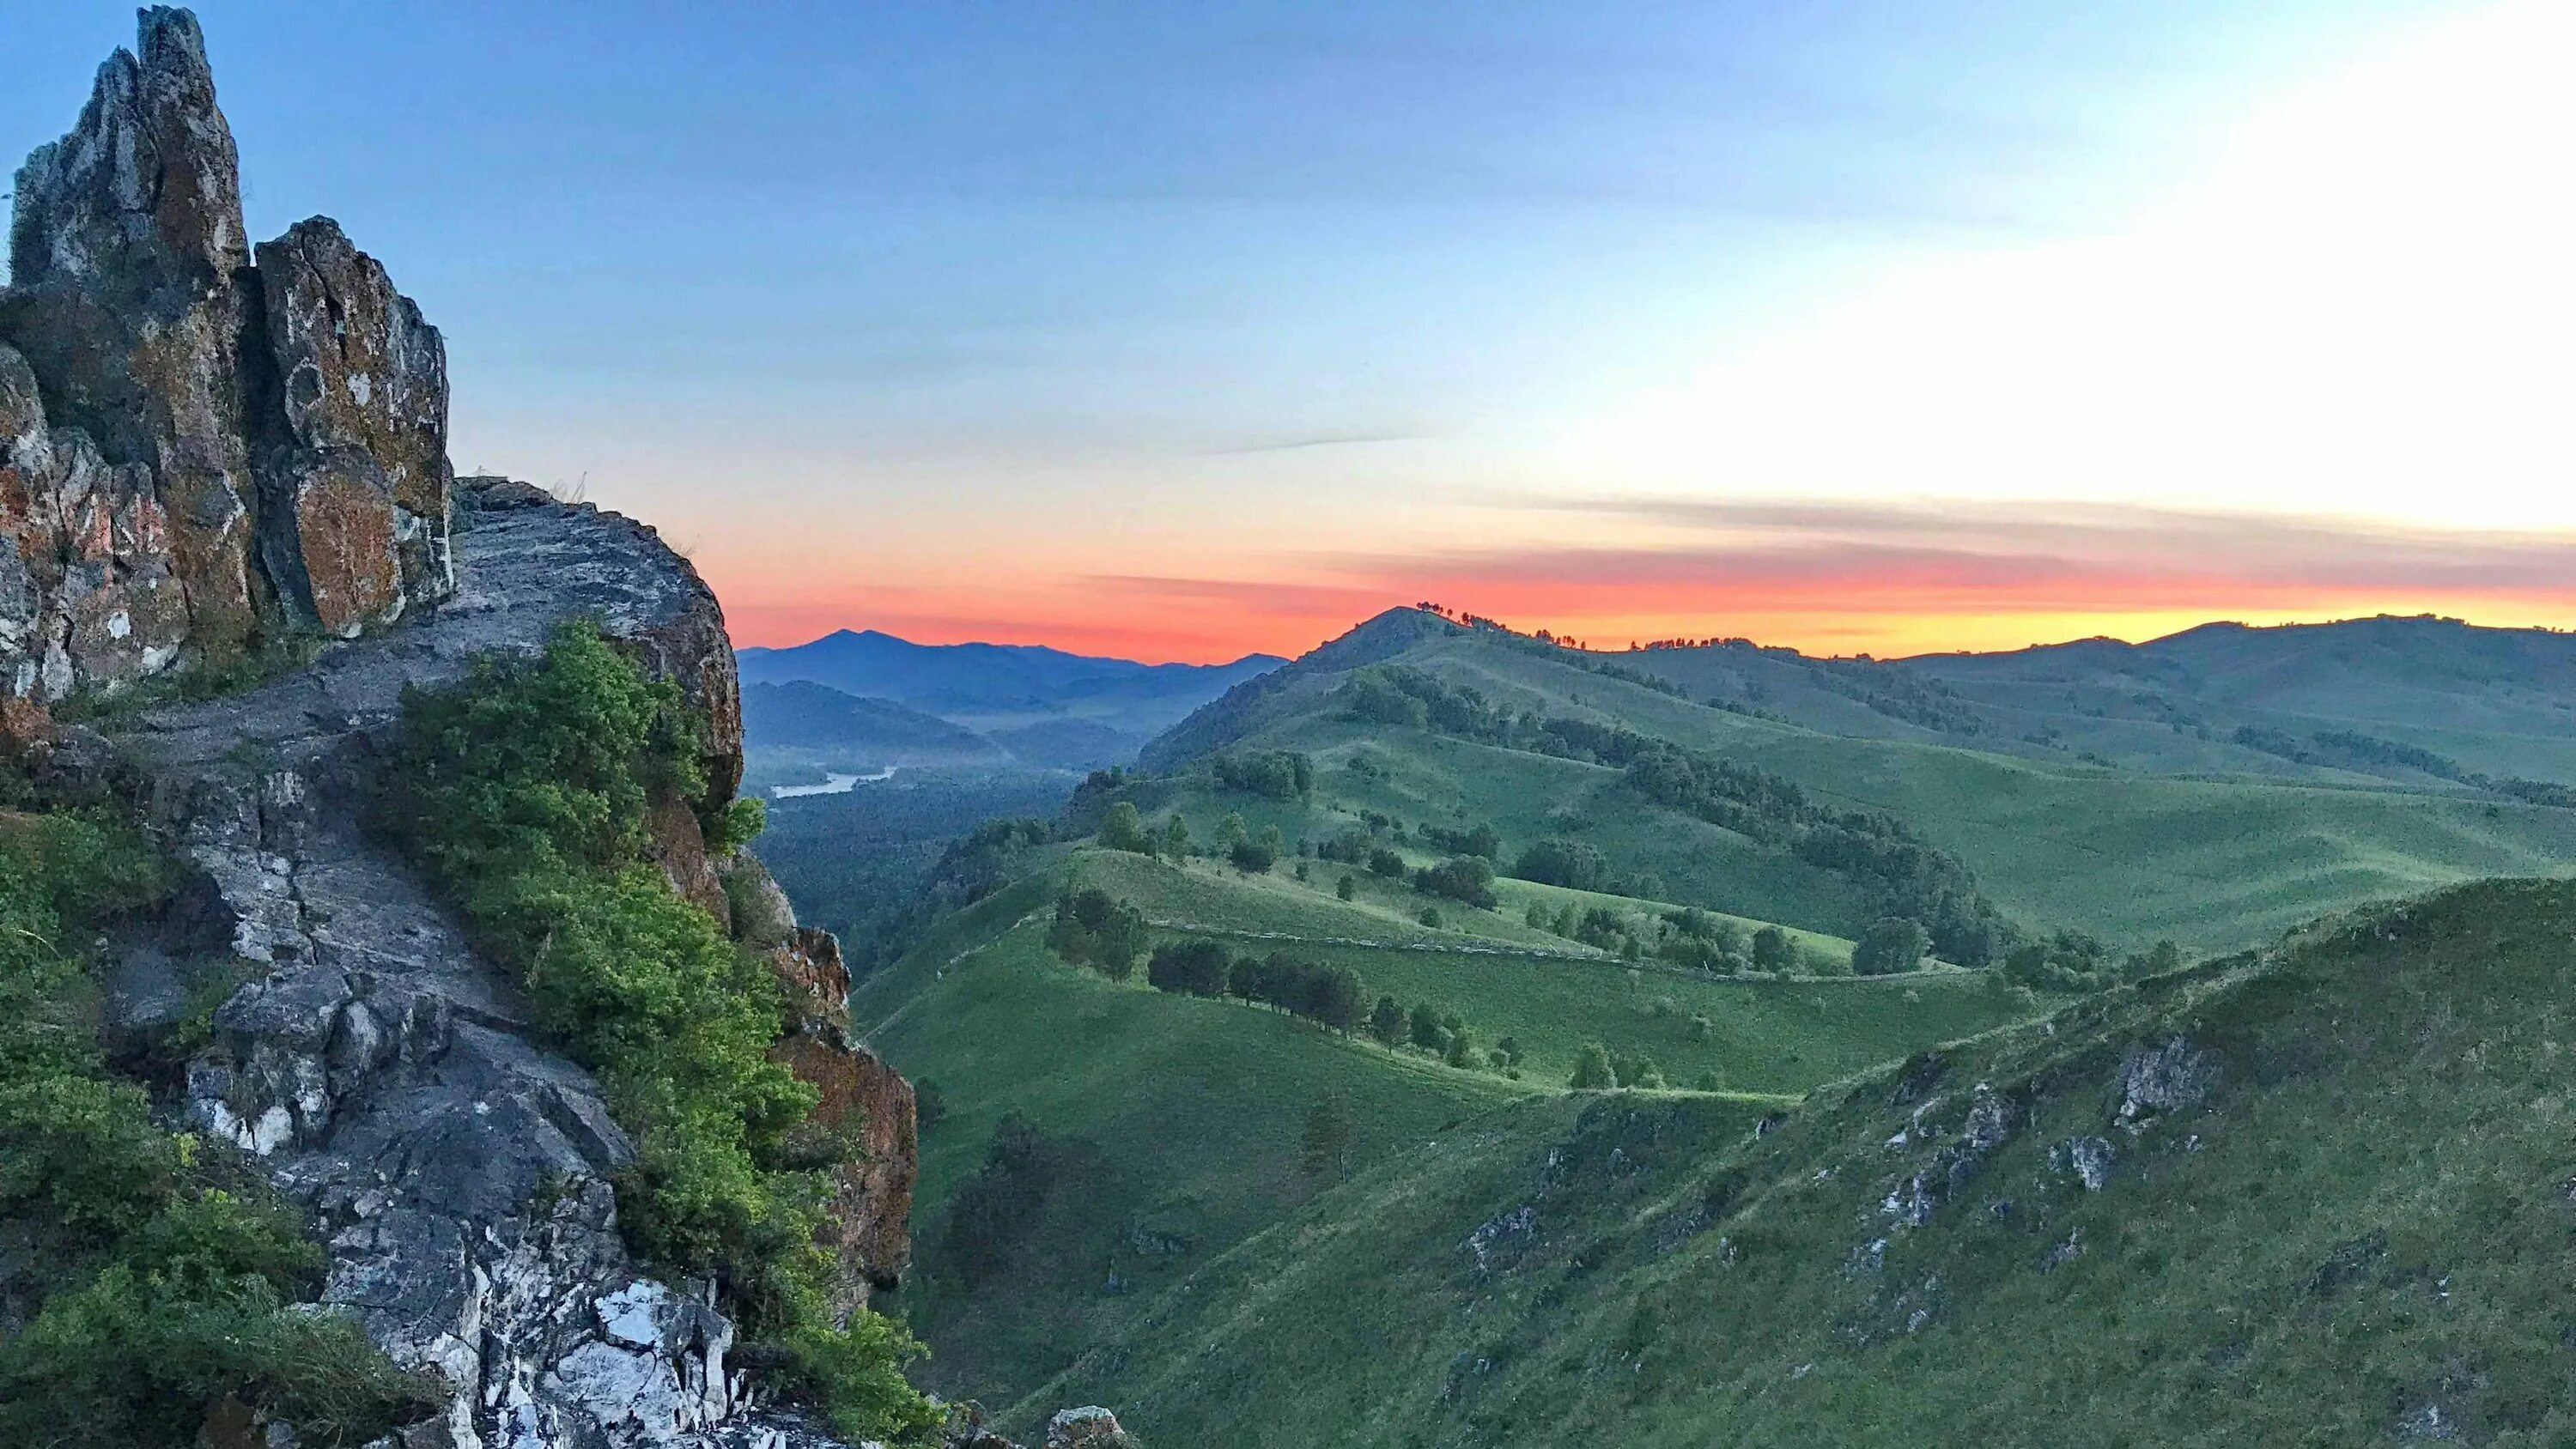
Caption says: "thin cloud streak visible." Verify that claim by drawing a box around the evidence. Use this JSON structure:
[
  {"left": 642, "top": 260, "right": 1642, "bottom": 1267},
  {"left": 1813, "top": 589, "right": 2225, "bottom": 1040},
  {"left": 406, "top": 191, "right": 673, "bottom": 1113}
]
[{"left": 1200, "top": 432, "right": 1431, "bottom": 456}]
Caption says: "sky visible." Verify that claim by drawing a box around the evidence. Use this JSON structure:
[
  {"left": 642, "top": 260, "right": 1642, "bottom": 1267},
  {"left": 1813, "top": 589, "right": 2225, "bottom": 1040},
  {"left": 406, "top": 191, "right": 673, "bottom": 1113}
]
[{"left": 8, "top": 1, "right": 2573, "bottom": 663}]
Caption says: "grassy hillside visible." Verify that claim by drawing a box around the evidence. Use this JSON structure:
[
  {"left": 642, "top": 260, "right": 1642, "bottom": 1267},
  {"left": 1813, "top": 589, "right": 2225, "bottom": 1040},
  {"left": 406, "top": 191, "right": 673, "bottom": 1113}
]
[
  {"left": 1131, "top": 611, "right": 2576, "bottom": 954},
  {"left": 1618, "top": 614, "right": 2576, "bottom": 789},
  {"left": 1013, "top": 876, "right": 2576, "bottom": 1446},
  {"left": 852, "top": 846, "right": 2044, "bottom": 1407}
]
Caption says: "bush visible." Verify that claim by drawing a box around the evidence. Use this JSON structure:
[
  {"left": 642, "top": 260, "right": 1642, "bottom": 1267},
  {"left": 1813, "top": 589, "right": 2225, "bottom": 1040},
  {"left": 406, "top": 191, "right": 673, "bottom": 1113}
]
[
  {"left": 380, "top": 621, "right": 929, "bottom": 1436},
  {"left": 1369, "top": 846, "right": 1407, "bottom": 877},
  {"left": 1419, "top": 822, "right": 1500, "bottom": 858},
  {"left": 0, "top": 813, "right": 439, "bottom": 1446},
  {"left": 1443, "top": 1028, "right": 1477, "bottom": 1069},
  {"left": 1750, "top": 925, "right": 1792, "bottom": 973},
  {"left": 1408, "top": 1003, "right": 1447, "bottom": 1052},
  {"left": 1336, "top": 875, "right": 1358, "bottom": 902},
  {"left": 1610, "top": 1051, "right": 1665, "bottom": 1089}
]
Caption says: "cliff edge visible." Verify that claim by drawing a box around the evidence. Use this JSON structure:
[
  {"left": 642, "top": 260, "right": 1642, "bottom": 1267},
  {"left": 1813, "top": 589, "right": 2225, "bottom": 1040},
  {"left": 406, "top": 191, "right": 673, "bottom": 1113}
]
[{"left": 3, "top": 12, "right": 925, "bottom": 1447}]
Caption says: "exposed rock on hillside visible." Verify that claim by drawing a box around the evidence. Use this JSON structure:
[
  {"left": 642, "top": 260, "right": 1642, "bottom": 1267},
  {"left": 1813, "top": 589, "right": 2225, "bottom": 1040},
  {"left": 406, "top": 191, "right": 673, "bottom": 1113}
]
[
  {"left": 97, "top": 481, "right": 910, "bottom": 1447},
  {"left": 765, "top": 922, "right": 919, "bottom": 1313},
  {"left": 0, "top": 8, "right": 452, "bottom": 701}
]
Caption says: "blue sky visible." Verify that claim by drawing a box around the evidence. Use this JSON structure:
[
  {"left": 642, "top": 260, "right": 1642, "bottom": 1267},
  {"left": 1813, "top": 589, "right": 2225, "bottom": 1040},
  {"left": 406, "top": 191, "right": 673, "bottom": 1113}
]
[{"left": 10, "top": 1, "right": 2562, "bottom": 660}]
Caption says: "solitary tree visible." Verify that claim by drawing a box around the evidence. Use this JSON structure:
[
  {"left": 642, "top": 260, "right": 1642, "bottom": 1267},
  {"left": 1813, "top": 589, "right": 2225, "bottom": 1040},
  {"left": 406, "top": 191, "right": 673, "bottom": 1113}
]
[
  {"left": 1369, "top": 994, "right": 1405, "bottom": 1045},
  {"left": 1751, "top": 925, "right": 1792, "bottom": 973},
  {"left": 1163, "top": 813, "right": 1190, "bottom": 859},
  {"left": 1097, "top": 800, "right": 1151, "bottom": 854},
  {"left": 1336, "top": 874, "right": 1358, "bottom": 902}
]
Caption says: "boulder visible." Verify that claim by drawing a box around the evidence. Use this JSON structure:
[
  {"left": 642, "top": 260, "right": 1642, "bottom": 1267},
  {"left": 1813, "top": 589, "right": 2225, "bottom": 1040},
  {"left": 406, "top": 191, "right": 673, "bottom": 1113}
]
[{"left": 1043, "top": 1408, "right": 1133, "bottom": 1449}]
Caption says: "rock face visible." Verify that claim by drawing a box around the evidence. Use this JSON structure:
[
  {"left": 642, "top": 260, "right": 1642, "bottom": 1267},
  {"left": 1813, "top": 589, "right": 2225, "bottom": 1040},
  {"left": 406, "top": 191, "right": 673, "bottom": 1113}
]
[
  {"left": 765, "top": 923, "right": 918, "bottom": 1313},
  {"left": 0, "top": 8, "right": 452, "bottom": 700},
  {"left": 102, "top": 484, "right": 904, "bottom": 1448}
]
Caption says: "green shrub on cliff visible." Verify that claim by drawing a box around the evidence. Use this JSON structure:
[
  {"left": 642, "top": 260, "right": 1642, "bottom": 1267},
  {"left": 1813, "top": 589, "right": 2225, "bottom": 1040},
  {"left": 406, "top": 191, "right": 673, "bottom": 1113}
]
[
  {"left": 382, "top": 621, "right": 938, "bottom": 1442},
  {"left": 0, "top": 809, "right": 440, "bottom": 1446}
]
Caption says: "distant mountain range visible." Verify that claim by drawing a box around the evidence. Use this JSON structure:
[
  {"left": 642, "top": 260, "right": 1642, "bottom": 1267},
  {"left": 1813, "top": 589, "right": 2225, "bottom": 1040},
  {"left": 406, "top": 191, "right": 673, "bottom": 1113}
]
[{"left": 735, "top": 629, "right": 1288, "bottom": 779}]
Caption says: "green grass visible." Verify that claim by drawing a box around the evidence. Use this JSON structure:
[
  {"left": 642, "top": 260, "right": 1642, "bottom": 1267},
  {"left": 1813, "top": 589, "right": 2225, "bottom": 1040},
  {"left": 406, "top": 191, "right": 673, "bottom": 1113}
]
[
  {"left": 1012, "top": 876, "right": 2576, "bottom": 1446},
  {"left": 852, "top": 846, "right": 2044, "bottom": 1408},
  {"left": 853, "top": 869, "right": 1532, "bottom": 1403},
  {"left": 1055, "top": 849, "right": 2011, "bottom": 1094},
  {"left": 1144, "top": 623, "right": 2576, "bottom": 954}
]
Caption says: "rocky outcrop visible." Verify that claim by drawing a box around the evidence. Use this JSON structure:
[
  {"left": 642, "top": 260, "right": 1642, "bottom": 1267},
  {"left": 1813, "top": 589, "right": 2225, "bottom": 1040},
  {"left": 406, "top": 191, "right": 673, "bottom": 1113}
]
[
  {"left": 252, "top": 216, "right": 454, "bottom": 633},
  {"left": 765, "top": 925, "right": 917, "bottom": 1313},
  {"left": 0, "top": 8, "right": 452, "bottom": 701},
  {"left": 99, "top": 485, "right": 890, "bottom": 1447}
]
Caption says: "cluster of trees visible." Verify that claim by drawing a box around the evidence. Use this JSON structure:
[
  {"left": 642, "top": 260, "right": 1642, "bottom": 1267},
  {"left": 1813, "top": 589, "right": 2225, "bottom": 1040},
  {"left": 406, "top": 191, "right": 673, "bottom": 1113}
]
[
  {"left": 884, "top": 814, "right": 1061, "bottom": 961},
  {"left": 1419, "top": 822, "right": 1500, "bottom": 858},
  {"left": 1315, "top": 827, "right": 1406, "bottom": 879},
  {"left": 1097, "top": 799, "right": 1305, "bottom": 876},
  {"left": 1528, "top": 900, "right": 1641, "bottom": 955},
  {"left": 1145, "top": 940, "right": 1367, "bottom": 1033},
  {"left": 1331, "top": 666, "right": 2013, "bottom": 962},
  {"left": 1218, "top": 813, "right": 1287, "bottom": 873},
  {"left": 1851, "top": 917, "right": 1931, "bottom": 975},
  {"left": 935, "top": 1113, "right": 1097, "bottom": 1294},
  {"left": 384, "top": 623, "right": 934, "bottom": 1440},
  {"left": 1048, "top": 888, "right": 1151, "bottom": 978},
  {"left": 1569, "top": 1041, "right": 1680, "bottom": 1090},
  {"left": 1212, "top": 749, "right": 1315, "bottom": 801},
  {"left": 1367, "top": 995, "right": 1522, "bottom": 1075},
  {"left": 2000, "top": 931, "right": 2184, "bottom": 992},
  {"left": 1659, "top": 909, "right": 1825, "bottom": 976},
  {"left": 2240, "top": 726, "right": 2576, "bottom": 809},
  {"left": 1096, "top": 800, "right": 1193, "bottom": 861},
  {"left": 1511, "top": 838, "right": 1609, "bottom": 892},
  {"left": 1810, "top": 658, "right": 1987, "bottom": 735},
  {"left": 1612, "top": 737, "right": 2006, "bottom": 964},
  {"left": 1313, "top": 818, "right": 1497, "bottom": 914}
]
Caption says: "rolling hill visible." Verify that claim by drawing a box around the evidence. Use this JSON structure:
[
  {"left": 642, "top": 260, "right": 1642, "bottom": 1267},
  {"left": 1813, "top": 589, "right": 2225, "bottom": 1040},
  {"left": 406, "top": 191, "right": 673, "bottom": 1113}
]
[
  {"left": 816, "top": 604, "right": 2576, "bottom": 1436},
  {"left": 1130, "top": 608, "right": 2576, "bottom": 955},
  {"left": 1011, "top": 876, "right": 2576, "bottom": 1446},
  {"left": 741, "top": 679, "right": 1002, "bottom": 767},
  {"left": 852, "top": 843, "right": 2047, "bottom": 1407},
  {"left": 738, "top": 627, "right": 1287, "bottom": 750},
  {"left": 1608, "top": 613, "right": 2576, "bottom": 790}
]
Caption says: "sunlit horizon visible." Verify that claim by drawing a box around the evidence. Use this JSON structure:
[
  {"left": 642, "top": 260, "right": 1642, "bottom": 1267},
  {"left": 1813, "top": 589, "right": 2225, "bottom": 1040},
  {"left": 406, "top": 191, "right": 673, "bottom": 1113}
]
[{"left": 14, "top": 0, "right": 2566, "bottom": 667}]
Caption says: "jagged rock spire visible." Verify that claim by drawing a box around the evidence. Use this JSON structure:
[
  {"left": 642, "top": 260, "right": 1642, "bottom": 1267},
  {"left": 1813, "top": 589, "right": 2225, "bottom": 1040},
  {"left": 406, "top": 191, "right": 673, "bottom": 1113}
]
[
  {"left": 8, "top": 7, "right": 246, "bottom": 295},
  {"left": 0, "top": 6, "right": 454, "bottom": 700}
]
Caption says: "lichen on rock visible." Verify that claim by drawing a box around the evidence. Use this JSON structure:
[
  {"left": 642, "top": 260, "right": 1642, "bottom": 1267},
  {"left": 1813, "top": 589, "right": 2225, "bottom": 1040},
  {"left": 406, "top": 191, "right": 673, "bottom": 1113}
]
[{"left": 0, "top": 7, "right": 453, "bottom": 699}]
